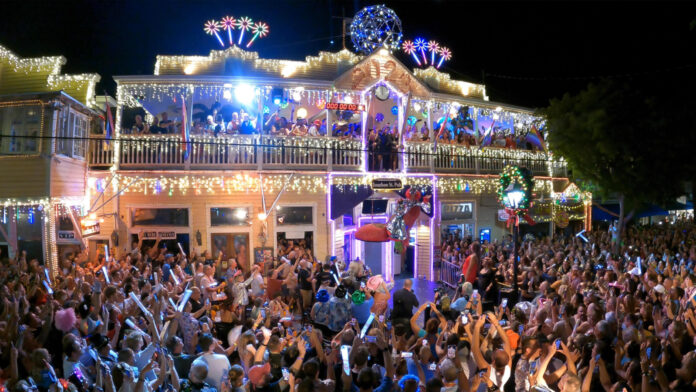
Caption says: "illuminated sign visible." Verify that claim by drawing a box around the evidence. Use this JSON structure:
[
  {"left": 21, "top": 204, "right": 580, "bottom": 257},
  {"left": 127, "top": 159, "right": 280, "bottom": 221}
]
[
  {"left": 142, "top": 231, "right": 177, "bottom": 240},
  {"left": 81, "top": 221, "right": 100, "bottom": 237},
  {"left": 372, "top": 178, "right": 402, "bottom": 190},
  {"left": 324, "top": 102, "right": 365, "bottom": 112}
]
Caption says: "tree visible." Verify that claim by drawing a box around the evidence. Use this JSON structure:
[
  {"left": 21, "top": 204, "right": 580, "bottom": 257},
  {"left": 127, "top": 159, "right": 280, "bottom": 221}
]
[{"left": 543, "top": 79, "right": 693, "bottom": 250}]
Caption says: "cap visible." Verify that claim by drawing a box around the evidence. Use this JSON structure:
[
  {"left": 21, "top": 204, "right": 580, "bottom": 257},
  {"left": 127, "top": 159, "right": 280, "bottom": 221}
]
[
  {"left": 316, "top": 289, "right": 330, "bottom": 303},
  {"left": 654, "top": 284, "right": 666, "bottom": 294},
  {"left": 248, "top": 363, "right": 271, "bottom": 386}
]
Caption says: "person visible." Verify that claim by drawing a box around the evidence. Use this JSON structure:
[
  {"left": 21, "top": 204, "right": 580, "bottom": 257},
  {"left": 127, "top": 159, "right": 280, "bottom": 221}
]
[
  {"left": 180, "top": 362, "right": 216, "bottom": 392},
  {"left": 392, "top": 279, "right": 419, "bottom": 328},
  {"left": 189, "top": 333, "right": 231, "bottom": 390},
  {"left": 159, "top": 112, "right": 174, "bottom": 133},
  {"left": 462, "top": 241, "right": 481, "bottom": 284},
  {"left": 298, "top": 259, "right": 314, "bottom": 313},
  {"left": 131, "top": 114, "right": 149, "bottom": 135}
]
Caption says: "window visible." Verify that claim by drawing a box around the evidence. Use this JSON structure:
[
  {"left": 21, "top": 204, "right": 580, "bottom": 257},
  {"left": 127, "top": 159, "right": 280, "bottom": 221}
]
[
  {"left": 276, "top": 206, "right": 313, "bottom": 226},
  {"left": 131, "top": 208, "right": 189, "bottom": 226},
  {"left": 210, "top": 207, "right": 250, "bottom": 226},
  {"left": 56, "top": 107, "right": 88, "bottom": 158},
  {"left": 0, "top": 105, "right": 41, "bottom": 155},
  {"left": 441, "top": 202, "right": 474, "bottom": 221}
]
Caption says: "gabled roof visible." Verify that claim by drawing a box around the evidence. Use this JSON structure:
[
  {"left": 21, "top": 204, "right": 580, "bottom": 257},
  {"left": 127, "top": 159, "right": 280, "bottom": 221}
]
[{"left": 332, "top": 48, "right": 431, "bottom": 97}]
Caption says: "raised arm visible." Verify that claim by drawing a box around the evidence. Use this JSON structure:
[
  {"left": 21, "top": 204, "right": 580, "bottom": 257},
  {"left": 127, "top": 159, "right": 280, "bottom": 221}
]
[
  {"left": 472, "top": 316, "right": 489, "bottom": 370},
  {"left": 410, "top": 303, "right": 429, "bottom": 336}
]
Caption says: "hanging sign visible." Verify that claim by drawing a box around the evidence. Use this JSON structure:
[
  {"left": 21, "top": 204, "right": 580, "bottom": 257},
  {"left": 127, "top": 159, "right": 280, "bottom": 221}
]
[
  {"left": 497, "top": 209, "right": 510, "bottom": 222},
  {"left": 324, "top": 102, "right": 365, "bottom": 112},
  {"left": 81, "top": 221, "right": 100, "bottom": 237},
  {"left": 58, "top": 231, "right": 75, "bottom": 240},
  {"left": 141, "top": 231, "right": 177, "bottom": 240},
  {"left": 372, "top": 178, "right": 402, "bottom": 190}
]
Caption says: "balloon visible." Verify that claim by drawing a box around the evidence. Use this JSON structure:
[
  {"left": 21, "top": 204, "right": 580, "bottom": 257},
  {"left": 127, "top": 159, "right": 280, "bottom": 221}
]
[
  {"left": 391, "top": 105, "right": 399, "bottom": 115},
  {"left": 407, "top": 116, "right": 417, "bottom": 126},
  {"left": 375, "top": 113, "right": 384, "bottom": 122}
]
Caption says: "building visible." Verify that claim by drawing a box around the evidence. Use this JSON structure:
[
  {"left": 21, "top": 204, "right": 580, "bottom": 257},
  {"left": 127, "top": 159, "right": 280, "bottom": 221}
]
[
  {"left": 79, "top": 45, "right": 586, "bottom": 283},
  {"left": 0, "top": 44, "right": 101, "bottom": 267}
]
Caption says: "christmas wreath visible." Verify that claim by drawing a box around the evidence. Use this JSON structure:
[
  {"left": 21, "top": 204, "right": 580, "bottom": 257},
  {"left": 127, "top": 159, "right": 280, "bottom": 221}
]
[{"left": 498, "top": 165, "right": 535, "bottom": 226}]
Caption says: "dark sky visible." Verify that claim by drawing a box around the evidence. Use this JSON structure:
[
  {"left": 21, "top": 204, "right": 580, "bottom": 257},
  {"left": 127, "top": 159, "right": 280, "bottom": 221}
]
[{"left": 1, "top": 0, "right": 695, "bottom": 108}]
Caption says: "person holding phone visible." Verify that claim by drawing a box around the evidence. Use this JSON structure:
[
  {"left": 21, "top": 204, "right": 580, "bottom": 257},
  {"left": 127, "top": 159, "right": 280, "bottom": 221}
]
[{"left": 472, "top": 312, "right": 513, "bottom": 391}]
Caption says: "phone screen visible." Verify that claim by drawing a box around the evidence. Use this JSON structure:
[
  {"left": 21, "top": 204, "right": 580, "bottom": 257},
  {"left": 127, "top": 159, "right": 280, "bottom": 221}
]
[
  {"left": 530, "top": 360, "right": 537, "bottom": 375},
  {"left": 461, "top": 314, "right": 468, "bottom": 324},
  {"left": 555, "top": 340, "right": 561, "bottom": 349},
  {"left": 340, "top": 345, "right": 351, "bottom": 376},
  {"left": 501, "top": 298, "right": 508, "bottom": 308},
  {"left": 422, "top": 339, "right": 428, "bottom": 346},
  {"left": 646, "top": 347, "right": 652, "bottom": 359}
]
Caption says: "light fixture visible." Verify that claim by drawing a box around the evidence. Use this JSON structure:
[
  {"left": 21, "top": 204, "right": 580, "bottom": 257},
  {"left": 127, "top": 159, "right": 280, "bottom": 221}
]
[
  {"left": 234, "top": 208, "right": 247, "bottom": 220},
  {"left": 297, "top": 107, "right": 307, "bottom": 119},
  {"left": 257, "top": 212, "right": 267, "bottom": 221},
  {"left": 292, "top": 91, "right": 302, "bottom": 102},
  {"left": 413, "top": 102, "right": 421, "bottom": 112},
  {"left": 495, "top": 106, "right": 502, "bottom": 112},
  {"left": 223, "top": 89, "right": 232, "bottom": 100},
  {"left": 184, "top": 64, "right": 196, "bottom": 75},
  {"left": 235, "top": 84, "right": 255, "bottom": 105},
  {"left": 502, "top": 183, "right": 525, "bottom": 209},
  {"left": 344, "top": 95, "right": 353, "bottom": 104}
]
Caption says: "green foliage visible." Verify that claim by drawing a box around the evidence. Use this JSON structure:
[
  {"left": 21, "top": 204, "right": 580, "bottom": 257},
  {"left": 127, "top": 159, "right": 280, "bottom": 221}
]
[{"left": 542, "top": 79, "right": 692, "bottom": 212}]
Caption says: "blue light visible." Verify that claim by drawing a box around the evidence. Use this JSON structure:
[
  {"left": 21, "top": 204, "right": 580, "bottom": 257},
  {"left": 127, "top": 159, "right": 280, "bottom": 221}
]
[
  {"left": 391, "top": 105, "right": 398, "bottom": 115},
  {"left": 263, "top": 105, "right": 270, "bottom": 114},
  {"left": 330, "top": 40, "right": 334, "bottom": 45},
  {"left": 273, "top": 97, "right": 281, "bottom": 105},
  {"left": 28, "top": 209, "right": 34, "bottom": 224}
]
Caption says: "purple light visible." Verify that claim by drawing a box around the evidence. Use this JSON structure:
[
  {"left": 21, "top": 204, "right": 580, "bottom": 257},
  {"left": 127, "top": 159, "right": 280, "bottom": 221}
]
[
  {"left": 430, "top": 175, "right": 437, "bottom": 280},
  {"left": 358, "top": 215, "right": 388, "bottom": 226}
]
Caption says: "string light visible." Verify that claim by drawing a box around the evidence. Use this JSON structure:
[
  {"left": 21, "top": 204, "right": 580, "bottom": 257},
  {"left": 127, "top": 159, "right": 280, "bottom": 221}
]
[
  {"left": 47, "top": 74, "right": 101, "bottom": 107},
  {"left": 349, "top": 5, "right": 403, "bottom": 54},
  {"left": 0, "top": 44, "right": 65, "bottom": 75}
]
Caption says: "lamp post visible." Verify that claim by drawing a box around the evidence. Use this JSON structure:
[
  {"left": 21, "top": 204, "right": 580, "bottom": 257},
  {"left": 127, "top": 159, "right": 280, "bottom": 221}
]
[{"left": 503, "top": 183, "right": 525, "bottom": 302}]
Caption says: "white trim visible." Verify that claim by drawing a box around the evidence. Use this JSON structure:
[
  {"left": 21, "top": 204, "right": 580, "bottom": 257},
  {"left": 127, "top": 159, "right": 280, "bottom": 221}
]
[{"left": 273, "top": 202, "right": 317, "bottom": 252}]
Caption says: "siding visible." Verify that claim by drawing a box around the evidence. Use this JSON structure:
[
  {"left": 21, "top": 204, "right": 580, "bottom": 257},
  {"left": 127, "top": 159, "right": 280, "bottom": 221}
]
[
  {"left": 50, "top": 157, "right": 87, "bottom": 197},
  {"left": 0, "top": 157, "right": 49, "bottom": 197},
  {"left": 416, "top": 220, "right": 431, "bottom": 280}
]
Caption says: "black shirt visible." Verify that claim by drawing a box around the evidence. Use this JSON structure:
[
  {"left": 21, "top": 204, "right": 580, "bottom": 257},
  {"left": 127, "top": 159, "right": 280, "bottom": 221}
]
[
  {"left": 314, "top": 271, "right": 334, "bottom": 290},
  {"left": 298, "top": 268, "right": 313, "bottom": 291},
  {"left": 392, "top": 288, "right": 419, "bottom": 320}
]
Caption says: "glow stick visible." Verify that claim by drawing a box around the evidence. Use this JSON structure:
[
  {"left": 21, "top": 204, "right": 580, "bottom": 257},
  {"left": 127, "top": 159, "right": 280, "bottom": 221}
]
[
  {"left": 340, "top": 345, "right": 351, "bottom": 375},
  {"left": 104, "top": 245, "right": 109, "bottom": 261},
  {"left": 332, "top": 272, "right": 341, "bottom": 286},
  {"left": 44, "top": 267, "right": 52, "bottom": 285},
  {"left": 177, "top": 290, "right": 192, "bottom": 313},
  {"left": 411, "top": 52, "right": 421, "bottom": 66},
  {"left": 154, "top": 272, "right": 159, "bottom": 284},
  {"left": 171, "top": 273, "right": 180, "bottom": 286},
  {"left": 101, "top": 266, "right": 110, "bottom": 284},
  {"left": 129, "top": 292, "right": 149, "bottom": 316},
  {"left": 360, "top": 313, "right": 375, "bottom": 339},
  {"left": 124, "top": 318, "right": 143, "bottom": 332},
  {"left": 168, "top": 298, "right": 177, "bottom": 309},
  {"left": 43, "top": 280, "right": 53, "bottom": 295},
  {"left": 177, "top": 242, "right": 186, "bottom": 257}
]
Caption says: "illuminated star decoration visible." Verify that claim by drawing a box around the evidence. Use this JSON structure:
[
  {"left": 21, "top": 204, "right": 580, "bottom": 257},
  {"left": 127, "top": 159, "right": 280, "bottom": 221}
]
[
  {"left": 236, "top": 16, "right": 253, "bottom": 45},
  {"left": 204, "top": 20, "right": 224, "bottom": 47},
  {"left": 246, "top": 22, "right": 269, "bottom": 48},
  {"left": 349, "top": 4, "right": 403, "bottom": 54},
  {"left": 427, "top": 40, "right": 439, "bottom": 65},
  {"left": 221, "top": 16, "right": 236, "bottom": 45},
  {"left": 414, "top": 38, "right": 428, "bottom": 65},
  {"left": 437, "top": 47, "right": 452, "bottom": 69},
  {"left": 402, "top": 40, "right": 421, "bottom": 66}
]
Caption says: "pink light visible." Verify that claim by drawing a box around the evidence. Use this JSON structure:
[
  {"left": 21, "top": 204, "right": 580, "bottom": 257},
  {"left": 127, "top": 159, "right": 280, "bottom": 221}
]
[{"left": 429, "top": 175, "right": 437, "bottom": 281}]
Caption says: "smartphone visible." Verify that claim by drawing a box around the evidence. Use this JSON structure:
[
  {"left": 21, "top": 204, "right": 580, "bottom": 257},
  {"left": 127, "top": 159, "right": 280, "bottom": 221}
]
[
  {"left": 473, "top": 289, "right": 479, "bottom": 298},
  {"left": 499, "top": 320, "right": 507, "bottom": 326},
  {"left": 429, "top": 363, "right": 437, "bottom": 371},
  {"left": 281, "top": 368, "right": 289, "bottom": 381},
  {"left": 555, "top": 340, "right": 561, "bottom": 349},
  {"left": 518, "top": 325, "right": 524, "bottom": 335},
  {"left": 447, "top": 346, "right": 456, "bottom": 359},
  {"left": 400, "top": 352, "right": 413, "bottom": 358},
  {"left": 595, "top": 354, "right": 601, "bottom": 362},
  {"left": 646, "top": 347, "right": 652, "bottom": 359},
  {"left": 365, "top": 336, "right": 377, "bottom": 343},
  {"left": 501, "top": 298, "right": 508, "bottom": 308},
  {"left": 530, "top": 360, "right": 538, "bottom": 375},
  {"left": 261, "top": 309, "right": 266, "bottom": 319},
  {"left": 378, "top": 315, "right": 385, "bottom": 323},
  {"left": 360, "top": 281, "right": 366, "bottom": 289},
  {"left": 461, "top": 314, "right": 468, "bottom": 324},
  {"left": 422, "top": 339, "right": 428, "bottom": 347}
]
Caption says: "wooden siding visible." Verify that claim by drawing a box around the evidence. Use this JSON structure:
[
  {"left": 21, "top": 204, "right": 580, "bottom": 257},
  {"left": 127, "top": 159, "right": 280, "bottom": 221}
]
[
  {"left": 0, "top": 157, "right": 49, "bottom": 197},
  {"left": 50, "top": 157, "right": 87, "bottom": 197}
]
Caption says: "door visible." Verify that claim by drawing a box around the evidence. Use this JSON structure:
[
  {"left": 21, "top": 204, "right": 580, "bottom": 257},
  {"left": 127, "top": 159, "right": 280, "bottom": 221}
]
[
  {"left": 364, "top": 242, "right": 383, "bottom": 276},
  {"left": 211, "top": 233, "right": 250, "bottom": 271}
]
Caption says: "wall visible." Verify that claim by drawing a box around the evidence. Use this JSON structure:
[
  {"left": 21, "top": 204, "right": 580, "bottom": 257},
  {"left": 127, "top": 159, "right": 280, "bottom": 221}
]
[
  {"left": 50, "top": 157, "right": 87, "bottom": 198},
  {"left": 0, "top": 157, "right": 49, "bottom": 198}
]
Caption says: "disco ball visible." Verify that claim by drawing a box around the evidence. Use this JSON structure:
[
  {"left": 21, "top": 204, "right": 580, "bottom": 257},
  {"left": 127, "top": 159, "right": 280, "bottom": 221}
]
[{"left": 350, "top": 5, "right": 403, "bottom": 55}]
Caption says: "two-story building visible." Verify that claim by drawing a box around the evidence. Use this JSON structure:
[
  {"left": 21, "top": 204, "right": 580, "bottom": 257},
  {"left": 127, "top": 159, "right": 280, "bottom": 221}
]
[{"left": 82, "top": 46, "right": 587, "bottom": 282}]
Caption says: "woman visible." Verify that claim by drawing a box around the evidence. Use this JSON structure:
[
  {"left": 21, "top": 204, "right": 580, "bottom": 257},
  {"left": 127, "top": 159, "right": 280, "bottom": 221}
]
[
  {"left": 462, "top": 241, "right": 481, "bottom": 285},
  {"left": 477, "top": 257, "right": 499, "bottom": 312}
]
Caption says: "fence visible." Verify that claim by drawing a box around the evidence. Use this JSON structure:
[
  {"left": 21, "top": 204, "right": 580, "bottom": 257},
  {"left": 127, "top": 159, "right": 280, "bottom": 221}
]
[{"left": 439, "top": 259, "right": 461, "bottom": 289}]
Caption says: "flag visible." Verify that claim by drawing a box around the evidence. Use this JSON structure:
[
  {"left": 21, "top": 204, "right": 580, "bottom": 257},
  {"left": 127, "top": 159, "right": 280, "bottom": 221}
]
[
  {"left": 104, "top": 99, "right": 114, "bottom": 147},
  {"left": 526, "top": 124, "right": 547, "bottom": 151},
  {"left": 180, "top": 95, "right": 191, "bottom": 159},
  {"left": 478, "top": 121, "right": 495, "bottom": 149}
]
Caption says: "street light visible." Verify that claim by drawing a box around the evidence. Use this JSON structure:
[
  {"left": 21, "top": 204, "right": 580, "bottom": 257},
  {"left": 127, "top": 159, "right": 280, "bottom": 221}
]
[{"left": 502, "top": 182, "right": 525, "bottom": 303}]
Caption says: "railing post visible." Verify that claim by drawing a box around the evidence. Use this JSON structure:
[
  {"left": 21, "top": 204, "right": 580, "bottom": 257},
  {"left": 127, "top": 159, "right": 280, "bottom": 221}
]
[
  {"left": 327, "top": 138, "right": 333, "bottom": 172},
  {"left": 430, "top": 143, "right": 435, "bottom": 173},
  {"left": 257, "top": 136, "right": 263, "bottom": 171}
]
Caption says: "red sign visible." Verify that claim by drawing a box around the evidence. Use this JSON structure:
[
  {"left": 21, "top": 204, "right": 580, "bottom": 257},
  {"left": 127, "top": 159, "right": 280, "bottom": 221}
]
[{"left": 323, "top": 102, "right": 365, "bottom": 112}]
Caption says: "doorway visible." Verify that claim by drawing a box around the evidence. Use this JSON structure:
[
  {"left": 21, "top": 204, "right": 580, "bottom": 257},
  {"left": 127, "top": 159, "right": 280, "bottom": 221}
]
[{"left": 210, "top": 233, "right": 250, "bottom": 272}]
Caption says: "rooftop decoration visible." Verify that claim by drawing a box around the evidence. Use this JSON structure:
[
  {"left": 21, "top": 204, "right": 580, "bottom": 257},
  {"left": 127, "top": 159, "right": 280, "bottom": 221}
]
[
  {"left": 203, "top": 16, "right": 270, "bottom": 49},
  {"left": 402, "top": 37, "right": 451, "bottom": 69},
  {"left": 350, "top": 5, "right": 403, "bottom": 55}
]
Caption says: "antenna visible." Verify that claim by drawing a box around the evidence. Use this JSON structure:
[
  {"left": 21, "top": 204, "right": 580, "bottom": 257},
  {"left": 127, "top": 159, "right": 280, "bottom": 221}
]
[{"left": 332, "top": 8, "right": 351, "bottom": 50}]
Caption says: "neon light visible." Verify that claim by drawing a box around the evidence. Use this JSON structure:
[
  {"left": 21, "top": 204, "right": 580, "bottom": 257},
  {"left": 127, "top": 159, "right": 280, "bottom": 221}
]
[
  {"left": 236, "top": 16, "right": 253, "bottom": 45},
  {"left": 436, "top": 47, "right": 452, "bottom": 69},
  {"left": 414, "top": 38, "right": 428, "bottom": 65},
  {"left": 246, "top": 22, "right": 269, "bottom": 48},
  {"left": 427, "top": 40, "right": 439, "bottom": 65},
  {"left": 430, "top": 175, "right": 437, "bottom": 280},
  {"left": 402, "top": 40, "right": 421, "bottom": 66},
  {"left": 204, "top": 20, "right": 224, "bottom": 47},
  {"left": 221, "top": 16, "right": 236, "bottom": 45},
  {"left": 358, "top": 215, "right": 388, "bottom": 226}
]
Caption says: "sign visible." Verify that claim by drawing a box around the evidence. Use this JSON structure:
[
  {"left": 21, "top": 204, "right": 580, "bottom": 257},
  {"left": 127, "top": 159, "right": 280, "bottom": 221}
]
[
  {"left": 442, "top": 203, "right": 474, "bottom": 221},
  {"left": 372, "top": 178, "right": 402, "bottom": 190},
  {"left": 497, "top": 209, "right": 510, "bottom": 222},
  {"left": 58, "top": 231, "right": 75, "bottom": 240},
  {"left": 81, "top": 221, "right": 100, "bottom": 237},
  {"left": 323, "top": 102, "right": 365, "bottom": 112},
  {"left": 141, "top": 231, "right": 177, "bottom": 240}
]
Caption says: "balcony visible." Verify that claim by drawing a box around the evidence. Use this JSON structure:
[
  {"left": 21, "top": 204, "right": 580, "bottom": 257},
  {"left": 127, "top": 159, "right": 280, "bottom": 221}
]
[{"left": 88, "top": 136, "right": 566, "bottom": 177}]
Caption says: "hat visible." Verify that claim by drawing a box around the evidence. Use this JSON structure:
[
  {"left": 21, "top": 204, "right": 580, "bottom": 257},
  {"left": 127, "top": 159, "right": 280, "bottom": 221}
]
[
  {"left": 90, "top": 334, "right": 109, "bottom": 350},
  {"left": 248, "top": 363, "right": 271, "bottom": 386},
  {"left": 352, "top": 290, "right": 365, "bottom": 305},
  {"left": 335, "top": 285, "right": 347, "bottom": 299},
  {"left": 654, "top": 284, "right": 666, "bottom": 294},
  {"left": 313, "top": 119, "right": 322, "bottom": 126},
  {"left": 316, "top": 289, "right": 330, "bottom": 303},
  {"left": 366, "top": 275, "right": 384, "bottom": 291}
]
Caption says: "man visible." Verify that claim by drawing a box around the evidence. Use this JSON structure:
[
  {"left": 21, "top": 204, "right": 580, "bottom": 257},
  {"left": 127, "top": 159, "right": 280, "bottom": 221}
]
[
  {"left": 392, "top": 279, "right": 419, "bottom": 328},
  {"left": 200, "top": 265, "right": 218, "bottom": 302},
  {"left": 179, "top": 362, "right": 216, "bottom": 392},
  {"left": 167, "top": 336, "right": 198, "bottom": 380},
  {"left": 298, "top": 260, "right": 314, "bottom": 312},
  {"left": 191, "top": 333, "right": 231, "bottom": 390}
]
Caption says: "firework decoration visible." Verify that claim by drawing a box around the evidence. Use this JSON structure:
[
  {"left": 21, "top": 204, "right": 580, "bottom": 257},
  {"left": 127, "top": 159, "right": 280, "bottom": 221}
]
[
  {"left": 402, "top": 37, "right": 452, "bottom": 69},
  {"left": 221, "top": 16, "right": 236, "bottom": 45},
  {"left": 414, "top": 38, "right": 428, "bottom": 65},
  {"left": 247, "top": 22, "right": 269, "bottom": 48},
  {"left": 236, "top": 16, "right": 253, "bottom": 45},
  {"left": 350, "top": 5, "right": 403, "bottom": 54},
  {"left": 203, "top": 15, "right": 270, "bottom": 48},
  {"left": 437, "top": 47, "right": 452, "bottom": 69},
  {"left": 427, "top": 40, "right": 439, "bottom": 65},
  {"left": 402, "top": 40, "right": 421, "bottom": 66},
  {"left": 204, "top": 20, "right": 224, "bottom": 47}
]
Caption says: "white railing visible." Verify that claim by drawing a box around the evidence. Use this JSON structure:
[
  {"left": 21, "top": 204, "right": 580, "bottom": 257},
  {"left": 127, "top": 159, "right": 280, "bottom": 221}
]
[{"left": 88, "top": 138, "right": 114, "bottom": 167}]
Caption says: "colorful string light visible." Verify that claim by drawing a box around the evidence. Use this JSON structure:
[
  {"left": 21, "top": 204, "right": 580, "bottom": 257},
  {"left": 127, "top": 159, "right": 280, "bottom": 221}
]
[
  {"left": 221, "top": 16, "right": 236, "bottom": 45},
  {"left": 427, "top": 40, "right": 439, "bottom": 65},
  {"left": 437, "top": 47, "right": 451, "bottom": 69},
  {"left": 401, "top": 40, "right": 421, "bottom": 66},
  {"left": 236, "top": 16, "right": 253, "bottom": 45},
  {"left": 349, "top": 5, "right": 403, "bottom": 54},
  {"left": 246, "top": 22, "right": 269, "bottom": 48},
  {"left": 204, "top": 20, "right": 224, "bottom": 47}
]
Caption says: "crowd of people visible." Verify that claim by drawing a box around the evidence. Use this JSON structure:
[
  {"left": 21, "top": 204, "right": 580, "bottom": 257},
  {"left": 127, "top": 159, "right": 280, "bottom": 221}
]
[{"left": 3, "top": 218, "right": 695, "bottom": 392}]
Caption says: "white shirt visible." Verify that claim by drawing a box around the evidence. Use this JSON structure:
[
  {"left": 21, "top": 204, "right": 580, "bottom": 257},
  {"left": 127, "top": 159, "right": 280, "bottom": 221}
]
[
  {"left": 200, "top": 275, "right": 216, "bottom": 300},
  {"left": 192, "top": 352, "right": 231, "bottom": 391}
]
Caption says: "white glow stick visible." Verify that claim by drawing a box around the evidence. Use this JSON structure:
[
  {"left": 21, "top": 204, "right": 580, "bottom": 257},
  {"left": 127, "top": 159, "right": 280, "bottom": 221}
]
[
  {"left": 177, "top": 290, "right": 192, "bottom": 313},
  {"left": 332, "top": 272, "right": 341, "bottom": 285},
  {"left": 129, "top": 292, "right": 149, "bottom": 316},
  {"left": 154, "top": 272, "right": 159, "bottom": 283},
  {"left": 168, "top": 298, "right": 177, "bottom": 308},
  {"left": 360, "top": 313, "right": 375, "bottom": 339},
  {"left": 44, "top": 268, "right": 52, "bottom": 286},
  {"left": 43, "top": 280, "right": 53, "bottom": 295},
  {"left": 102, "top": 266, "right": 110, "bottom": 284},
  {"left": 124, "top": 318, "right": 143, "bottom": 332},
  {"left": 104, "top": 245, "right": 109, "bottom": 261},
  {"left": 171, "top": 273, "right": 180, "bottom": 286},
  {"left": 340, "top": 345, "right": 351, "bottom": 376},
  {"left": 177, "top": 242, "right": 186, "bottom": 257}
]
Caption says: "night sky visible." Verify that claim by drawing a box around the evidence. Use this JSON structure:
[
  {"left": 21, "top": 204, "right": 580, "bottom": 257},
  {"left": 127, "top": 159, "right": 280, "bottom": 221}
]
[{"left": 1, "top": 0, "right": 695, "bottom": 108}]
